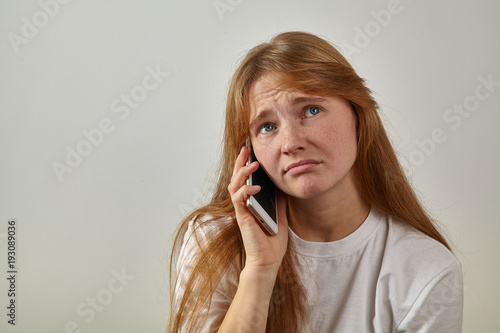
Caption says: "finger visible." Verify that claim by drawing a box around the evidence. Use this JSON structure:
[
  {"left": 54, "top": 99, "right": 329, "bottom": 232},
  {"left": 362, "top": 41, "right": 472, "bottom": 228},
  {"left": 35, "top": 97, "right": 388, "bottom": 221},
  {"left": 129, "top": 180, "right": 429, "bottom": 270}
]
[
  {"left": 232, "top": 146, "right": 249, "bottom": 177},
  {"left": 228, "top": 159, "right": 259, "bottom": 195},
  {"left": 232, "top": 184, "right": 261, "bottom": 225},
  {"left": 229, "top": 146, "right": 249, "bottom": 192},
  {"left": 232, "top": 184, "right": 261, "bottom": 210},
  {"left": 228, "top": 163, "right": 259, "bottom": 196}
]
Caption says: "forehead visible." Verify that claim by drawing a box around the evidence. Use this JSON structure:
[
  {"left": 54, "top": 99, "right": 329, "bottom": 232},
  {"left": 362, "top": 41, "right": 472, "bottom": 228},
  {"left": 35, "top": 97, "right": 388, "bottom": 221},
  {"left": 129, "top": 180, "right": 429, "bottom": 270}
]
[
  {"left": 249, "top": 74, "right": 280, "bottom": 101},
  {"left": 247, "top": 75, "right": 328, "bottom": 120},
  {"left": 249, "top": 76, "right": 306, "bottom": 115}
]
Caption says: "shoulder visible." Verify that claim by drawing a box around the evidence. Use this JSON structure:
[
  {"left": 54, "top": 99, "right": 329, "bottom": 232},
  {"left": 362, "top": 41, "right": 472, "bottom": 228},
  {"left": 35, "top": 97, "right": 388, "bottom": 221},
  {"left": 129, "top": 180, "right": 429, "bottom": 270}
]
[
  {"left": 182, "top": 215, "right": 230, "bottom": 242},
  {"left": 377, "top": 215, "right": 463, "bottom": 330},
  {"left": 383, "top": 215, "right": 460, "bottom": 276},
  {"left": 179, "top": 215, "right": 233, "bottom": 261},
  {"left": 175, "top": 214, "right": 236, "bottom": 291},
  {"left": 173, "top": 215, "right": 238, "bottom": 332}
]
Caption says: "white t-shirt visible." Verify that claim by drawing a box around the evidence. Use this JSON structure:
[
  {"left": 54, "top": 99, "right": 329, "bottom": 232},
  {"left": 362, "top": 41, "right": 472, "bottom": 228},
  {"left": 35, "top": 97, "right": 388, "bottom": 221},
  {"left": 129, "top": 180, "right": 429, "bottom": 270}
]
[{"left": 175, "top": 208, "right": 463, "bottom": 332}]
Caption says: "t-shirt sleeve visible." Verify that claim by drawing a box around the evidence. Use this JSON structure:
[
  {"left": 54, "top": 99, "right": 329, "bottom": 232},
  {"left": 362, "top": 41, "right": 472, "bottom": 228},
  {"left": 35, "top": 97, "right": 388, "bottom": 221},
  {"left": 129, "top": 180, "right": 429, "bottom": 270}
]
[
  {"left": 173, "top": 218, "right": 234, "bottom": 333},
  {"left": 397, "top": 258, "right": 464, "bottom": 333}
]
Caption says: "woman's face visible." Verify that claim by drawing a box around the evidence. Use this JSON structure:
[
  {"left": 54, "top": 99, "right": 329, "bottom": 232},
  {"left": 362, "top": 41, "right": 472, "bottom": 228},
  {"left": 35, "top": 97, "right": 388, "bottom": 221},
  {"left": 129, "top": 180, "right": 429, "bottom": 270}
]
[{"left": 247, "top": 75, "right": 359, "bottom": 201}]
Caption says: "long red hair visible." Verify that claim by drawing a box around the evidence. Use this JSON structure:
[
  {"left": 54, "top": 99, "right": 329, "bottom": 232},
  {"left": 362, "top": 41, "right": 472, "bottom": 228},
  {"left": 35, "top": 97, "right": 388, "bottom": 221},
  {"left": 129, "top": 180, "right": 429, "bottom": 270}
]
[{"left": 168, "top": 31, "right": 450, "bottom": 333}]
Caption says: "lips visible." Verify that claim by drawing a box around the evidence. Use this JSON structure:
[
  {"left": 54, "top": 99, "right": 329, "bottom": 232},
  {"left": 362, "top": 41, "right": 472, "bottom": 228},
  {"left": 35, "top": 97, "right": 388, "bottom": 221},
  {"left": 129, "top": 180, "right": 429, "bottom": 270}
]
[{"left": 285, "top": 159, "right": 320, "bottom": 176}]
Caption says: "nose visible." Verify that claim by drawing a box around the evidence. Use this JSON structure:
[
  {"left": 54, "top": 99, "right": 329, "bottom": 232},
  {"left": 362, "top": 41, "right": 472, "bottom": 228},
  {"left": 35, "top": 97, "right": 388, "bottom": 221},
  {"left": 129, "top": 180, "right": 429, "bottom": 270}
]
[{"left": 281, "top": 123, "right": 305, "bottom": 155}]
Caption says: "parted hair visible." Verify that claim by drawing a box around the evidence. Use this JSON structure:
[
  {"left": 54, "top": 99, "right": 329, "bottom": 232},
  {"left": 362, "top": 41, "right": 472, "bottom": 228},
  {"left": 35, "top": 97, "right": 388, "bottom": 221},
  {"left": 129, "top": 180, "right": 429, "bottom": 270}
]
[{"left": 168, "top": 31, "right": 450, "bottom": 333}]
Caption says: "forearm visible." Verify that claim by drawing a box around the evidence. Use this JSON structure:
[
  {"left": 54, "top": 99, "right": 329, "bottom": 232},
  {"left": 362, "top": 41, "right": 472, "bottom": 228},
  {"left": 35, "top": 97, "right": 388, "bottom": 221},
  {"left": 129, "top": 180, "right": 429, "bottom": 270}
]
[{"left": 218, "top": 266, "right": 278, "bottom": 333}]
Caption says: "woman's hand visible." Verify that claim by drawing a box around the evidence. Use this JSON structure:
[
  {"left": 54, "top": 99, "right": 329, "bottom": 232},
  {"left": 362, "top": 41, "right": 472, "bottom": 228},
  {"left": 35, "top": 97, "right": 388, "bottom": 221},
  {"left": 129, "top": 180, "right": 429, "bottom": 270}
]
[
  {"left": 227, "top": 146, "right": 289, "bottom": 273},
  {"left": 219, "top": 146, "right": 289, "bottom": 333}
]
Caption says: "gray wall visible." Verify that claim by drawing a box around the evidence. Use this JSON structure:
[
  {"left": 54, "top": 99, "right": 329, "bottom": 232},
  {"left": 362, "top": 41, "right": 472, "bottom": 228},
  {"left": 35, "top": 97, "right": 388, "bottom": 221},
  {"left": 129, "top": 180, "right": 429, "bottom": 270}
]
[{"left": 0, "top": 0, "right": 498, "bottom": 332}]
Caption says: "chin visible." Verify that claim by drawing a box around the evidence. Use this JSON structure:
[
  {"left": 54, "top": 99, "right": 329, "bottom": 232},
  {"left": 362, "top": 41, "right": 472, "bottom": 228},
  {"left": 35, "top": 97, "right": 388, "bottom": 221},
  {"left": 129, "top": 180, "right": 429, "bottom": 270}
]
[{"left": 285, "top": 184, "right": 327, "bottom": 200}]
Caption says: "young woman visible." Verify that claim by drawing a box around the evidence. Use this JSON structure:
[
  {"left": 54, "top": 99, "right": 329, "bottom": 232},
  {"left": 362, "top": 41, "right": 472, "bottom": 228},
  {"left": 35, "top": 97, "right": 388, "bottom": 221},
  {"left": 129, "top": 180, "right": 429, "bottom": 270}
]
[{"left": 168, "top": 31, "right": 463, "bottom": 333}]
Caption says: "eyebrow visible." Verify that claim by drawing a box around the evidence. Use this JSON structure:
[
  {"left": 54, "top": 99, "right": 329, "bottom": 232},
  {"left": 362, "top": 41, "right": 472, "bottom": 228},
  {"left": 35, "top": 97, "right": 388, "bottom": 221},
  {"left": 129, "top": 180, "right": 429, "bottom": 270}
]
[
  {"left": 249, "top": 96, "right": 327, "bottom": 129},
  {"left": 292, "top": 96, "right": 327, "bottom": 105}
]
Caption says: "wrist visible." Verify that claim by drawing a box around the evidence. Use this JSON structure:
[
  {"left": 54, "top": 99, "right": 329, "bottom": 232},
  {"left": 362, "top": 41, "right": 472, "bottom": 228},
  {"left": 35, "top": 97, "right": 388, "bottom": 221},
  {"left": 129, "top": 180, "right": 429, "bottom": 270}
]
[
  {"left": 240, "top": 264, "right": 279, "bottom": 295},
  {"left": 219, "top": 265, "right": 277, "bottom": 333}
]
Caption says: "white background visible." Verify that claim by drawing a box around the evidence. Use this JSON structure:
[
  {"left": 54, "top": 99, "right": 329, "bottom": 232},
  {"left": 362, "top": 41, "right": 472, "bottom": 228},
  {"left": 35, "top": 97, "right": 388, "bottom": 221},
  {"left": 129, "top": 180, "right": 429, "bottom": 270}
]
[{"left": 0, "top": 0, "right": 499, "bottom": 332}]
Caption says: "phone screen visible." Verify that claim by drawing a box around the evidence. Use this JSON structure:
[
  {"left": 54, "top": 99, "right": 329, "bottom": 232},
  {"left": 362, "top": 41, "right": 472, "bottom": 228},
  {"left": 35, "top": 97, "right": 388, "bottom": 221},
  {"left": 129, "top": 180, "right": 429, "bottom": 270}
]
[{"left": 248, "top": 142, "right": 277, "bottom": 229}]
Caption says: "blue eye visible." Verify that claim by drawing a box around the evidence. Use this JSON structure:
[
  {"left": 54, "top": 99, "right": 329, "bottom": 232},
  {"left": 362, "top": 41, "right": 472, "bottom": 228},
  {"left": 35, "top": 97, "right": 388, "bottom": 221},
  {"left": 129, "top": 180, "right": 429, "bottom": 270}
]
[
  {"left": 305, "top": 106, "right": 321, "bottom": 117},
  {"left": 259, "top": 123, "right": 275, "bottom": 134}
]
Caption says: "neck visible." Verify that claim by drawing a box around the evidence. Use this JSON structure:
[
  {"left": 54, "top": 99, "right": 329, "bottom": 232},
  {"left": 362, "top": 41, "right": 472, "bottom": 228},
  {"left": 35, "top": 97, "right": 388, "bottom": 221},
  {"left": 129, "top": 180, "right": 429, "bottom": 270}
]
[{"left": 288, "top": 173, "right": 370, "bottom": 242}]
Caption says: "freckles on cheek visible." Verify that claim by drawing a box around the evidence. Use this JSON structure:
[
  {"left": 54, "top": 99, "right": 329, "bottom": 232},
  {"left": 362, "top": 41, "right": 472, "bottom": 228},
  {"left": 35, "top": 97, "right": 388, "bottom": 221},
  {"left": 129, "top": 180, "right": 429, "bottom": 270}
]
[
  {"left": 259, "top": 151, "right": 277, "bottom": 173},
  {"left": 323, "top": 128, "right": 357, "bottom": 165},
  {"left": 255, "top": 148, "right": 281, "bottom": 182}
]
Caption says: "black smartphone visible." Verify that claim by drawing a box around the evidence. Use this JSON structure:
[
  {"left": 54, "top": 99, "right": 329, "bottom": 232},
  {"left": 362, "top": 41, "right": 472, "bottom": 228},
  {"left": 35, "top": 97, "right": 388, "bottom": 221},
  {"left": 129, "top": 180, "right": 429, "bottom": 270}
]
[{"left": 246, "top": 138, "right": 278, "bottom": 235}]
